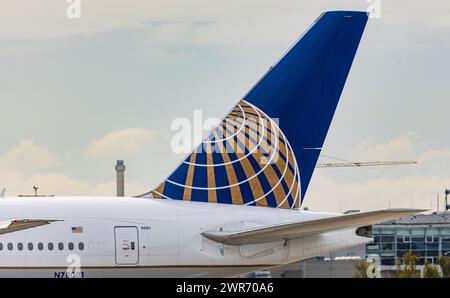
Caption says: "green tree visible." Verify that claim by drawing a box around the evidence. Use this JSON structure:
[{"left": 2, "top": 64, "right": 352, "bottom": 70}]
[
  {"left": 437, "top": 257, "right": 450, "bottom": 278},
  {"left": 353, "top": 260, "right": 370, "bottom": 278},
  {"left": 423, "top": 262, "right": 441, "bottom": 278},
  {"left": 397, "top": 252, "right": 420, "bottom": 278}
]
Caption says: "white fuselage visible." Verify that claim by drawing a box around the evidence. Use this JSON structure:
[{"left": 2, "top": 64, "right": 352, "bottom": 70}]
[{"left": 0, "top": 196, "right": 370, "bottom": 278}]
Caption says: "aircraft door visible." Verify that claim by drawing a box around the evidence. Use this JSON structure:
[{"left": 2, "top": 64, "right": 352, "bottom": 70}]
[{"left": 114, "top": 226, "right": 139, "bottom": 265}]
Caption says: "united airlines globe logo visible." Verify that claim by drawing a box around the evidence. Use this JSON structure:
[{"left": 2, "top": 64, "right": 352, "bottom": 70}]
[{"left": 147, "top": 100, "right": 301, "bottom": 209}]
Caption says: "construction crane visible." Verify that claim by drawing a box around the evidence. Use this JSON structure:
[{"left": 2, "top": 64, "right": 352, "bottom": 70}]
[{"left": 316, "top": 160, "right": 417, "bottom": 168}]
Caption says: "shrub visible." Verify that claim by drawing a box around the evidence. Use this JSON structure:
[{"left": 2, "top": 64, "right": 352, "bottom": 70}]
[
  {"left": 396, "top": 252, "right": 420, "bottom": 278},
  {"left": 423, "top": 262, "right": 441, "bottom": 278}
]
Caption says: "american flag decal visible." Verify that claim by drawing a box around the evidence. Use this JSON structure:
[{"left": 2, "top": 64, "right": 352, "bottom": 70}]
[{"left": 71, "top": 226, "right": 83, "bottom": 233}]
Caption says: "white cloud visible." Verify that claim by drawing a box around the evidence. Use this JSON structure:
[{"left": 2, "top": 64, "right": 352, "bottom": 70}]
[
  {"left": 343, "top": 132, "right": 450, "bottom": 173},
  {"left": 2, "top": 0, "right": 450, "bottom": 42},
  {"left": 305, "top": 171, "right": 448, "bottom": 213},
  {"left": 419, "top": 148, "right": 450, "bottom": 163},
  {"left": 416, "top": 148, "right": 450, "bottom": 174},
  {"left": 346, "top": 132, "right": 419, "bottom": 161},
  {"left": 1, "top": 0, "right": 296, "bottom": 41},
  {"left": 85, "top": 128, "right": 159, "bottom": 158},
  {"left": 24, "top": 174, "right": 148, "bottom": 197},
  {"left": 90, "top": 180, "right": 149, "bottom": 197},
  {"left": 305, "top": 133, "right": 450, "bottom": 213},
  {"left": 0, "top": 138, "right": 149, "bottom": 197},
  {"left": 0, "top": 171, "right": 148, "bottom": 197},
  {"left": 0, "top": 138, "right": 61, "bottom": 172}
]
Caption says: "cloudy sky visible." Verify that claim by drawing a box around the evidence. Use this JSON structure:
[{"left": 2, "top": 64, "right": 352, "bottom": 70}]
[{"left": 1, "top": 0, "right": 449, "bottom": 212}]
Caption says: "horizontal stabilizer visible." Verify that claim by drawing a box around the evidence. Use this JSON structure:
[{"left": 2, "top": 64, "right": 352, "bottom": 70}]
[
  {"left": 202, "top": 209, "right": 426, "bottom": 245},
  {"left": 0, "top": 219, "right": 58, "bottom": 235}
]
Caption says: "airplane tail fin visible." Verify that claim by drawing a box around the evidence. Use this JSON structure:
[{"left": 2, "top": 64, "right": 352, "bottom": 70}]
[{"left": 142, "top": 11, "right": 368, "bottom": 209}]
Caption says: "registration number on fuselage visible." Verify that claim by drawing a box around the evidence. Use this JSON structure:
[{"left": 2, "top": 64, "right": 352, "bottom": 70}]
[{"left": 54, "top": 271, "right": 85, "bottom": 278}]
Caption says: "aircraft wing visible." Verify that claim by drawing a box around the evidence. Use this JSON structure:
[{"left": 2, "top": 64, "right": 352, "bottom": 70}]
[
  {"left": 0, "top": 219, "right": 59, "bottom": 235},
  {"left": 202, "top": 209, "right": 426, "bottom": 245}
]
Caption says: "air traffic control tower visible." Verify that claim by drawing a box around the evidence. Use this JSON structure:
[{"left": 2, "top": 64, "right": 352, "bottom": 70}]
[{"left": 115, "top": 160, "right": 125, "bottom": 197}]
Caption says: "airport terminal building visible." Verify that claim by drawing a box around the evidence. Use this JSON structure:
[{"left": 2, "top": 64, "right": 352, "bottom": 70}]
[{"left": 366, "top": 212, "right": 450, "bottom": 274}]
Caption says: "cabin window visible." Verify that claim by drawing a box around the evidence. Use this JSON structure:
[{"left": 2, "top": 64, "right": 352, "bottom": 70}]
[
  {"left": 0, "top": 243, "right": 3, "bottom": 251},
  {"left": 78, "top": 242, "right": 84, "bottom": 251},
  {"left": 28, "top": 243, "right": 33, "bottom": 251},
  {"left": 17, "top": 243, "right": 23, "bottom": 251},
  {"left": 68, "top": 242, "right": 74, "bottom": 251},
  {"left": 7, "top": 243, "right": 13, "bottom": 251},
  {"left": 38, "top": 242, "right": 44, "bottom": 251},
  {"left": 58, "top": 242, "right": 64, "bottom": 250},
  {"left": 48, "top": 243, "right": 54, "bottom": 251}
]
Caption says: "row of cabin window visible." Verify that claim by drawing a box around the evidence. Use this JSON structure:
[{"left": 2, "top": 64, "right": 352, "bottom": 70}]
[{"left": 0, "top": 242, "right": 84, "bottom": 251}]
